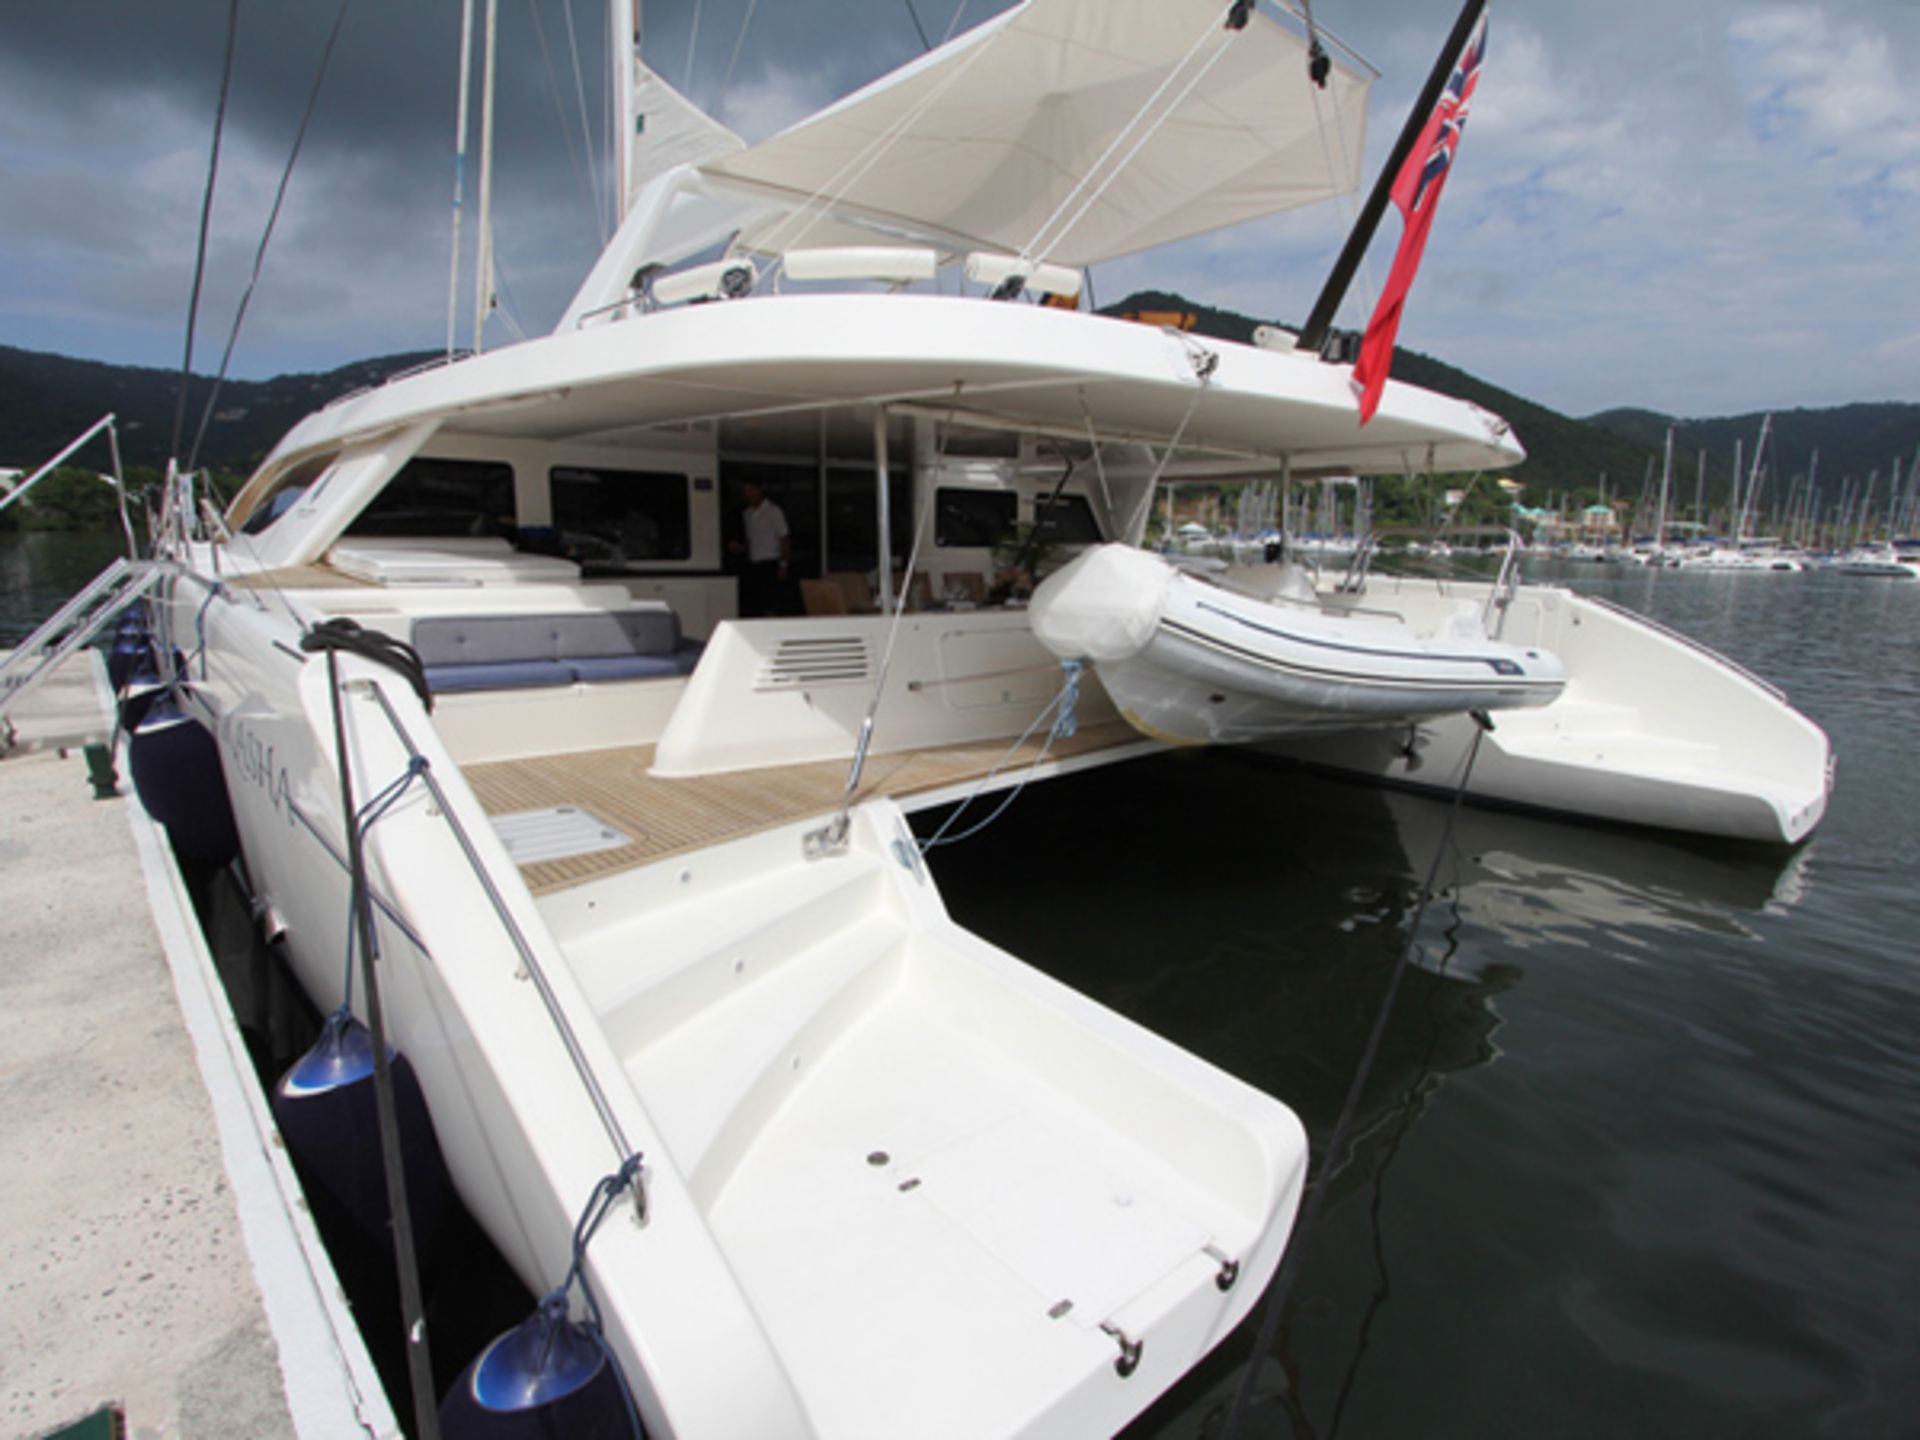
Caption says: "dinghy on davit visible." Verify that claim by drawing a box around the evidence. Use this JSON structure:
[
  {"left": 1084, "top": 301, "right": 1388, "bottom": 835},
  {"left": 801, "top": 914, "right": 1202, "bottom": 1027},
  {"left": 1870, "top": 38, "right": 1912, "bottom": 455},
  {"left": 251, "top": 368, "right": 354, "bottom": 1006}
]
[{"left": 1032, "top": 543, "right": 1566, "bottom": 745}]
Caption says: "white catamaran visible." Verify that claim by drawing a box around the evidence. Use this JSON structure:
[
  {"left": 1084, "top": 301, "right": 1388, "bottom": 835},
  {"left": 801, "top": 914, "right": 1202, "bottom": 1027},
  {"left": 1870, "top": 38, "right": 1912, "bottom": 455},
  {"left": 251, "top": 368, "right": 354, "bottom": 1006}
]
[{"left": 4, "top": 0, "right": 1831, "bottom": 1434}]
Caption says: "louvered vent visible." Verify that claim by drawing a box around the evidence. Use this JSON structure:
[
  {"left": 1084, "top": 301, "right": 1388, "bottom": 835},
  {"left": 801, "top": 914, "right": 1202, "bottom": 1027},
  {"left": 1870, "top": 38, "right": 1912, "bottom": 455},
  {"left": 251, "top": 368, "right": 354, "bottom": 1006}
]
[{"left": 757, "top": 635, "right": 872, "bottom": 689}]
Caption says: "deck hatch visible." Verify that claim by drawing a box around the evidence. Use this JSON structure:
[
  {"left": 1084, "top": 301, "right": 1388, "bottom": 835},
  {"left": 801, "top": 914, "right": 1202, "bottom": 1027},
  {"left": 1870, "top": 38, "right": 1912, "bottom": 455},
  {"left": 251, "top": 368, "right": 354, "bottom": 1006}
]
[{"left": 490, "top": 806, "right": 633, "bottom": 864}]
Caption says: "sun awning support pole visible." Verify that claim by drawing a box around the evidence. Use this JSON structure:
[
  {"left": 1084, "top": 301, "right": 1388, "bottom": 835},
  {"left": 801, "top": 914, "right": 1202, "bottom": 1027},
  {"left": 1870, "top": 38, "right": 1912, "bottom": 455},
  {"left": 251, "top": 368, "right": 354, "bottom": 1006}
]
[{"left": 874, "top": 406, "right": 894, "bottom": 612}]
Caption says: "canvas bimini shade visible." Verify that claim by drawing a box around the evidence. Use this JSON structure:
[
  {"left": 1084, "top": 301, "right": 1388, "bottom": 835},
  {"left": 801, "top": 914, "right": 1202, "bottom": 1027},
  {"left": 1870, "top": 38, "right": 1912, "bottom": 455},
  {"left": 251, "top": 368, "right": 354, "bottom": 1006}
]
[{"left": 703, "top": 0, "right": 1372, "bottom": 268}]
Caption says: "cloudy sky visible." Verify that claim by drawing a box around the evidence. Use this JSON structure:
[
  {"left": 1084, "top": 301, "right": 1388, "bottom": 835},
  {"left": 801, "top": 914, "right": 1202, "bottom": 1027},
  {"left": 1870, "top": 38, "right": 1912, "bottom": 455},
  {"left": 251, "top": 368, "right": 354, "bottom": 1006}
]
[{"left": 2, "top": 0, "right": 1916, "bottom": 421}]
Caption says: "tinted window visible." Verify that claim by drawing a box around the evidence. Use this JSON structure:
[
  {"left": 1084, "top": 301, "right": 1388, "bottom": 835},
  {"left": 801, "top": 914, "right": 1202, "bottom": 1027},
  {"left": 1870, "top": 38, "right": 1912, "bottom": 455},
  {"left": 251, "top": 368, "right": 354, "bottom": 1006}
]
[
  {"left": 1034, "top": 493, "right": 1102, "bottom": 545},
  {"left": 551, "top": 465, "right": 691, "bottom": 565},
  {"left": 348, "top": 457, "right": 515, "bottom": 538},
  {"left": 238, "top": 452, "right": 338, "bottom": 535},
  {"left": 935, "top": 488, "right": 1017, "bottom": 548},
  {"left": 821, "top": 466, "right": 909, "bottom": 575}
]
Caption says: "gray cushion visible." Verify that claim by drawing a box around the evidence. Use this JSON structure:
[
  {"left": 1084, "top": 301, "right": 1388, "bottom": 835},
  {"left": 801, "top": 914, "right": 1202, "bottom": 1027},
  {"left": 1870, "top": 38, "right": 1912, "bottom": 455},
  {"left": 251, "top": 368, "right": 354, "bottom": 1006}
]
[
  {"left": 566, "top": 654, "right": 687, "bottom": 682},
  {"left": 413, "top": 609, "right": 690, "bottom": 692},
  {"left": 612, "top": 609, "right": 683, "bottom": 656}
]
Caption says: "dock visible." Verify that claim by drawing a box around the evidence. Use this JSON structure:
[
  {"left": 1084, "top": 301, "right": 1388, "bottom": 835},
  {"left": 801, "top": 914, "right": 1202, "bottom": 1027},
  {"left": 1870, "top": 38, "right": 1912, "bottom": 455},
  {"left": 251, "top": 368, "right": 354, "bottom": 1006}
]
[
  {"left": 0, "top": 654, "right": 392, "bottom": 1439},
  {"left": 0, "top": 647, "right": 114, "bottom": 756}
]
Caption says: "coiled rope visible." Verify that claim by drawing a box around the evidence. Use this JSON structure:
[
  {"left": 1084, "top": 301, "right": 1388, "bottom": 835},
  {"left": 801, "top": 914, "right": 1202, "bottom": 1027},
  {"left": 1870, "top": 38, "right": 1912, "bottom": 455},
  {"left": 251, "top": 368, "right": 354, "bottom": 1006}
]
[{"left": 299, "top": 616, "right": 434, "bottom": 713}]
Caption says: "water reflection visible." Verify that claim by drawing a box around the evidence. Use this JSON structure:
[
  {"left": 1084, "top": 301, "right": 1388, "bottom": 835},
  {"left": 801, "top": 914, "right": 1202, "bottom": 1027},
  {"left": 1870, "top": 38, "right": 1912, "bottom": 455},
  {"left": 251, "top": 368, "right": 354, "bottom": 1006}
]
[{"left": 1379, "top": 789, "right": 1812, "bottom": 958}]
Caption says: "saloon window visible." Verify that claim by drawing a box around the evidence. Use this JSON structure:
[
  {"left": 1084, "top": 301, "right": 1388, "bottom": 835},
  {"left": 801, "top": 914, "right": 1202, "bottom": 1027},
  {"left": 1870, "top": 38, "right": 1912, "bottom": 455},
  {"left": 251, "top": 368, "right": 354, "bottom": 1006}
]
[
  {"left": 550, "top": 465, "right": 692, "bottom": 566},
  {"left": 347, "top": 457, "right": 516, "bottom": 537},
  {"left": 237, "top": 452, "right": 340, "bottom": 536},
  {"left": 1033, "top": 492, "right": 1102, "bottom": 545},
  {"left": 934, "top": 487, "right": 1017, "bottom": 548}
]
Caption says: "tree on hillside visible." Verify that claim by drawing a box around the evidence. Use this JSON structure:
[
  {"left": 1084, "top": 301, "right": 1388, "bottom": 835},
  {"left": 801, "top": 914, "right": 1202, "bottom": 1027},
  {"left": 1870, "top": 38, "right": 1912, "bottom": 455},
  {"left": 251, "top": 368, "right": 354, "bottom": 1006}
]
[{"left": 13, "top": 466, "right": 125, "bottom": 532}]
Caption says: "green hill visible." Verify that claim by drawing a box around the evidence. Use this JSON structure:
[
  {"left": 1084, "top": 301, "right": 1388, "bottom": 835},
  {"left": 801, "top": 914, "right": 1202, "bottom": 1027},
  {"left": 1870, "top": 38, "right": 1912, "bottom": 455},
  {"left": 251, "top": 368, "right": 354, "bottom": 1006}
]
[
  {"left": 0, "top": 345, "right": 440, "bottom": 475},
  {"left": 1104, "top": 290, "right": 1920, "bottom": 521},
  {"left": 1585, "top": 404, "right": 1920, "bottom": 509}
]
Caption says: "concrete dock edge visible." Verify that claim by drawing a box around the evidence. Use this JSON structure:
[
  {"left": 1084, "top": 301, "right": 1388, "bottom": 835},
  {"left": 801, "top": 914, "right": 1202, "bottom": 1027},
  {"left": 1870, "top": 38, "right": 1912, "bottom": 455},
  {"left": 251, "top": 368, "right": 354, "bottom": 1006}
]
[{"left": 0, "top": 652, "right": 398, "bottom": 1439}]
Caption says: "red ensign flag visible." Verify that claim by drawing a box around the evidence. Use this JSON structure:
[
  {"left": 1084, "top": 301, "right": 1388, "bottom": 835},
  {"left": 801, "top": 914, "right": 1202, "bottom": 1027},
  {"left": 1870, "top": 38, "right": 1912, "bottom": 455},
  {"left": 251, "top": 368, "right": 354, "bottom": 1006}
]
[{"left": 1351, "top": 15, "right": 1488, "bottom": 425}]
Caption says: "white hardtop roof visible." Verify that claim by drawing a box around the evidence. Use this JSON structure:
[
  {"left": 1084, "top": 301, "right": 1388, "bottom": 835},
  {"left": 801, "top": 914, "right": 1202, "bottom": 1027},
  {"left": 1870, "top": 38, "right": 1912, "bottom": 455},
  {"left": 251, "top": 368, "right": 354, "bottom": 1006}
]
[{"left": 702, "top": 0, "right": 1371, "bottom": 267}]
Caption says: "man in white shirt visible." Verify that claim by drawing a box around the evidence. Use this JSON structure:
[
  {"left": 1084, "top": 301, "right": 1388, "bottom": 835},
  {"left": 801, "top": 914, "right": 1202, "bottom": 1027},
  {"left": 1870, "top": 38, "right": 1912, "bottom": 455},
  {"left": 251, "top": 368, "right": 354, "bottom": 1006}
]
[{"left": 738, "top": 479, "right": 793, "bottom": 616}]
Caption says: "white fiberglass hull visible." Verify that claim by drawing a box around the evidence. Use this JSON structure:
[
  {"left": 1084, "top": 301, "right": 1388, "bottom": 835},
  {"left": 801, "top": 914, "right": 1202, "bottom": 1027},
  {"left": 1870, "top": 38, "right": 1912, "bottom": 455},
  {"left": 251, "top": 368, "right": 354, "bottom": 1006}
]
[
  {"left": 1835, "top": 550, "right": 1920, "bottom": 578},
  {"left": 159, "top": 570, "right": 1307, "bottom": 1438},
  {"left": 1031, "top": 545, "right": 1566, "bottom": 746},
  {"left": 1256, "top": 577, "right": 1832, "bottom": 845}
]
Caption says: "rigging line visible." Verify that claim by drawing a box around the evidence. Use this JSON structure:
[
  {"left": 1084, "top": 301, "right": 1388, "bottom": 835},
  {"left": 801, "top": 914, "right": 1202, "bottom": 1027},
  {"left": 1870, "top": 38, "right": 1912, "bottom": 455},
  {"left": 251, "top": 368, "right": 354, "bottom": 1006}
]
[
  {"left": 754, "top": 39, "right": 994, "bottom": 257},
  {"left": 717, "top": 0, "right": 760, "bottom": 119},
  {"left": 1030, "top": 35, "right": 1234, "bottom": 267},
  {"left": 1220, "top": 715, "right": 1493, "bottom": 1440},
  {"left": 1125, "top": 379, "right": 1209, "bottom": 542},
  {"left": 1021, "top": 8, "right": 1228, "bottom": 266},
  {"left": 902, "top": 0, "right": 932, "bottom": 51},
  {"left": 188, "top": 0, "right": 353, "bottom": 475},
  {"left": 917, "top": 673, "right": 1078, "bottom": 852},
  {"left": 526, "top": 0, "right": 601, "bottom": 244},
  {"left": 684, "top": 0, "right": 705, "bottom": 94},
  {"left": 171, "top": 0, "right": 242, "bottom": 466},
  {"left": 490, "top": 254, "right": 531, "bottom": 342},
  {"left": 750, "top": 27, "right": 1002, "bottom": 260},
  {"left": 940, "top": 0, "right": 969, "bottom": 44},
  {"left": 1078, "top": 389, "right": 1117, "bottom": 536},
  {"left": 1302, "top": 8, "right": 1376, "bottom": 327},
  {"left": 558, "top": 0, "right": 608, "bottom": 240}
]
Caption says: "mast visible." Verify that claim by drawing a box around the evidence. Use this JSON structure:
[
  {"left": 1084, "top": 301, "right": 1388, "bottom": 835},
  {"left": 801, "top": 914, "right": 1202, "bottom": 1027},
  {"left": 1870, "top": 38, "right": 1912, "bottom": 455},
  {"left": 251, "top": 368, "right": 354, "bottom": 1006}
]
[
  {"left": 472, "top": 0, "right": 499, "bottom": 355},
  {"left": 1730, "top": 439, "right": 1743, "bottom": 540},
  {"left": 1855, "top": 470, "right": 1877, "bottom": 550},
  {"left": 610, "top": 0, "right": 638, "bottom": 221},
  {"left": 445, "top": 0, "right": 476, "bottom": 359},
  {"left": 1656, "top": 427, "right": 1672, "bottom": 551},
  {"left": 1802, "top": 449, "right": 1819, "bottom": 548},
  {"left": 1296, "top": 0, "right": 1488, "bottom": 353},
  {"left": 1739, "top": 414, "right": 1771, "bottom": 541}
]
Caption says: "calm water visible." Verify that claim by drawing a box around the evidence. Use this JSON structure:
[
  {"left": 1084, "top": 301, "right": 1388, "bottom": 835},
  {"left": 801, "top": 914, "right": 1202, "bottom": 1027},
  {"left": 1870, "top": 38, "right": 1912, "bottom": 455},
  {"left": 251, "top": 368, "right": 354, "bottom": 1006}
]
[
  {"left": 0, "top": 530, "right": 129, "bottom": 646},
  {"left": 6, "top": 533, "right": 1916, "bottom": 1437},
  {"left": 929, "top": 561, "right": 1920, "bottom": 1440}
]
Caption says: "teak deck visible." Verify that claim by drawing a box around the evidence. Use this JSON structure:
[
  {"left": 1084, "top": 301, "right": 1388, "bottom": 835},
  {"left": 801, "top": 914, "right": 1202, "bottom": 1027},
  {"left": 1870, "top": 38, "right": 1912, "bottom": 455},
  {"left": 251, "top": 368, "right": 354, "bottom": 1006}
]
[{"left": 463, "top": 721, "right": 1146, "bottom": 895}]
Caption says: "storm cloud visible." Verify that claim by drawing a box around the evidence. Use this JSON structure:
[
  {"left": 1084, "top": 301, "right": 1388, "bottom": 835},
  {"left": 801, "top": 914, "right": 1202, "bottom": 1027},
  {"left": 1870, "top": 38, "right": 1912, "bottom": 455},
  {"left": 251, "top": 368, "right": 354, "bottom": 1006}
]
[{"left": 2, "top": 0, "right": 1915, "bottom": 417}]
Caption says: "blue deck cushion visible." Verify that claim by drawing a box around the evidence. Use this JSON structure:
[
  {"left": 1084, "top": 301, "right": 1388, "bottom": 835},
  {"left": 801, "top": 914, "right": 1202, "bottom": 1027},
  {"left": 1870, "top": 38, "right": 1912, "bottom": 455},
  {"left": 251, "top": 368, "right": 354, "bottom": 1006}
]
[
  {"left": 412, "top": 609, "right": 695, "bottom": 692},
  {"left": 565, "top": 653, "right": 686, "bottom": 682},
  {"left": 425, "top": 659, "right": 575, "bottom": 692}
]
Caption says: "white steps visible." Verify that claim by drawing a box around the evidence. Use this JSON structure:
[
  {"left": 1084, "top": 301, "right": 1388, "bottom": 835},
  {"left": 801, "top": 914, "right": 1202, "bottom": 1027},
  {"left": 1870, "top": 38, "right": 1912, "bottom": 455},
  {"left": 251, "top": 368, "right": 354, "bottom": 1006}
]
[{"left": 558, "top": 838, "right": 913, "bottom": 1196}]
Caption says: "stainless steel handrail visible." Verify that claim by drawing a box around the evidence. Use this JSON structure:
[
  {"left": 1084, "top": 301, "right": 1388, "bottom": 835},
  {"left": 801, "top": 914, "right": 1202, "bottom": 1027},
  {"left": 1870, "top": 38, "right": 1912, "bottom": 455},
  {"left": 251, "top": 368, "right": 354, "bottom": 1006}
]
[
  {"left": 0, "top": 413, "right": 119, "bottom": 516},
  {"left": 1336, "top": 525, "right": 1526, "bottom": 638},
  {"left": 357, "top": 677, "right": 645, "bottom": 1207}
]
